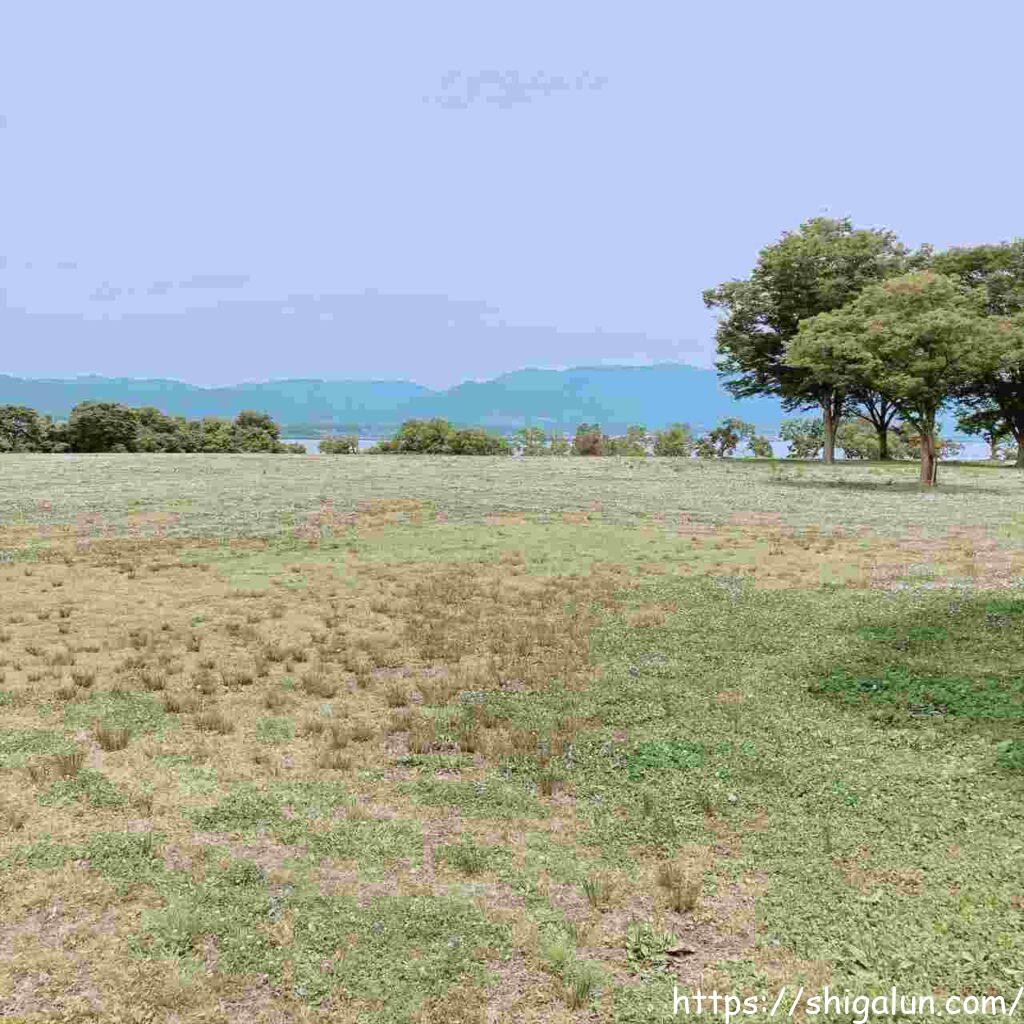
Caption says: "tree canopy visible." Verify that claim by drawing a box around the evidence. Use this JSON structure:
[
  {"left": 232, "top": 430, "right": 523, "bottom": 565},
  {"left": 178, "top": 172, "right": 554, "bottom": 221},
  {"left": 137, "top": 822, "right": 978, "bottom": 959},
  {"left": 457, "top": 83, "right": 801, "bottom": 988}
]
[
  {"left": 704, "top": 217, "right": 911, "bottom": 462},
  {"left": 786, "top": 271, "right": 1000, "bottom": 484}
]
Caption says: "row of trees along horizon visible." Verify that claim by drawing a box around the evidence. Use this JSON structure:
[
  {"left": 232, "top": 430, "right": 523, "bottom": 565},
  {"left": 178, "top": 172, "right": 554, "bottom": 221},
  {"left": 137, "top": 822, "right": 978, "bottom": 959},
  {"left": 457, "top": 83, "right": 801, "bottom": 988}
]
[{"left": 0, "top": 399, "right": 989, "bottom": 463}]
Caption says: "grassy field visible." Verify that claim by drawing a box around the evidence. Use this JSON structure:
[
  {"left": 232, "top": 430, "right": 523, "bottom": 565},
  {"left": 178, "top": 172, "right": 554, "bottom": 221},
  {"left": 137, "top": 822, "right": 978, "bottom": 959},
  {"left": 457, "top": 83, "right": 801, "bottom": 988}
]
[{"left": 0, "top": 456, "right": 1022, "bottom": 1022}]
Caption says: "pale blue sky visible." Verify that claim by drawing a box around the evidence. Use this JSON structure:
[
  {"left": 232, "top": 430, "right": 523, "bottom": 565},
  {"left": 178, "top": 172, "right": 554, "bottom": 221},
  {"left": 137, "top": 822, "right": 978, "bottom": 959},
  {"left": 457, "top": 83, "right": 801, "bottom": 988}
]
[{"left": 2, "top": 1, "right": 1023, "bottom": 388}]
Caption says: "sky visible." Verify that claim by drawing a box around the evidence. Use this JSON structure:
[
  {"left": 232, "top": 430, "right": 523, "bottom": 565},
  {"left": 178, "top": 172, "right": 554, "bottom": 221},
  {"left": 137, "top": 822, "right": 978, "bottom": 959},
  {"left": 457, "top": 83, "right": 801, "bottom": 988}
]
[{"left": 3, "top": 1, "right": 1024, "bottom": 389}]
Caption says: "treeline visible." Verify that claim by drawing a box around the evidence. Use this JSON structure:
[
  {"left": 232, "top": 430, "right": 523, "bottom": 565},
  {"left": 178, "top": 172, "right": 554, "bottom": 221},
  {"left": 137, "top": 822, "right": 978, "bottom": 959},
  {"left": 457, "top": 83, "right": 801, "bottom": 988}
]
[
  {"left": 705, "top": 219, "right": 1024, "bottom": 484},
  {"left": 0, "top": 402, "right": 304, "bottom": 453},
  {"left": 319, "top": 416, "right": 975, "bottom": 459},
  {"left": 320, "top": 418, "right": 778, "bottom": 457}
]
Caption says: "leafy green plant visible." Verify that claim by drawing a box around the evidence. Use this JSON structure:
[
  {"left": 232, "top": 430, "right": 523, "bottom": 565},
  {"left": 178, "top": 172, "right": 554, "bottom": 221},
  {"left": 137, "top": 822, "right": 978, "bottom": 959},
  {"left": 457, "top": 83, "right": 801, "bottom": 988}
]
[
  {"left": 625, "top": 921, "right": 677, "bottom": 972},
  {"left": 626, "top": 740, "right": 705, "bottom": 780}
]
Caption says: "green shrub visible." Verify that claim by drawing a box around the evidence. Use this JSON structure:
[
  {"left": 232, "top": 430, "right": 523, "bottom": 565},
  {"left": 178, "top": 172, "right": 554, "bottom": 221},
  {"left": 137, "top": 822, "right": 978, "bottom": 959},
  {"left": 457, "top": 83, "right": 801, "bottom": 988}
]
[{"left": 319, "top": 435, "right": 359, "bottom": 454}]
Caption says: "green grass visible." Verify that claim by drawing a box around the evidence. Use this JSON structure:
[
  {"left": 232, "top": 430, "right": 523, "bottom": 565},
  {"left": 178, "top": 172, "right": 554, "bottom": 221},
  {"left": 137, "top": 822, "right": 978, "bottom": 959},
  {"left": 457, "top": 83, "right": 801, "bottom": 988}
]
[
  {"left": 306, "top": 819, "right": 423, "bottom": 873},
  {"left": 0, "top": 728, "right": 74, "bottom": 767},
  {"left": 436, "top": 837, "right": 496, "bottom": 875},
  {"left": 3, "top": 457, "right": 1024, "bottom": 1021},
  {"left": 255, "top": 715, "right": 295, "bottom": 744},
  {"left": 4, "top": 452, "right": 1024, "bottom": 540},
  {"left": 187, "top": 780, "right": 351, "bottom": 839},
  {"left": 143, "top": 882, "right": 506, "bottom": 1014},
  {"left": 39, "top": 768, "right": 127, "bottom": 809},
  {"left": 400, "top": 776, "right": 549, "bottom": 819},
  {"left": 63, "top": 690, "right": 170, "bottom": 737}
]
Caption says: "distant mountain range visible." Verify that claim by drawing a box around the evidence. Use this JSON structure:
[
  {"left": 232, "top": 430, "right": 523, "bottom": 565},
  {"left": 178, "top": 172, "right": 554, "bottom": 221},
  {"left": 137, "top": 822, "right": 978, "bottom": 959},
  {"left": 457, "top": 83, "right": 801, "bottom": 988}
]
[{"left": 0, "top": 364, "right": 785, "bottom": 435}]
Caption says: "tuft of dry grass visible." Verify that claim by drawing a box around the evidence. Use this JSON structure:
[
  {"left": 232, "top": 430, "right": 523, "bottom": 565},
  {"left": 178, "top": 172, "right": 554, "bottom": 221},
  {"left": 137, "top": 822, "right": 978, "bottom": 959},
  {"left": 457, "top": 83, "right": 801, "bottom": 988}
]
[
  {"left": 301, "top": 670, "right": 339, "bottom": 698},
  {"left": 71, "top": 668, "right": 96, "bottom": 688},
  {"left": 384, "top": 683, "right": 409, "bottom": 707},
  {"left": 316, "top": 748, "right": 352, "bottom": 771},
  {"left": 95, "top": 724, "right": 131, "bottom": 751},
  {"left": 162, "top": 691, "right": 197, "bottom": 714},
  {"left": 350, "top": 722, "right": 375, "bottom": 743},
  {"left": 25, "top": 760, "right": 51, "bottom": 785},
  {"left": 407, "top": 714, "right": 437, "bottom": 754},
  {"left": 0, "top": 800, "right": 29, "bottom": 832},
  {"left": 195, "top": 709, "right": 235, "bottom": 734},
  {"left": 656, "top": 852, "right": 708, "bottom": 913},
  {"left": 54, "top": 749, "right": 87, "bottom": 778},
  {"left": 192, "top": 669, "right": 219, "bottom": 695},
  {"left": 263, "top": 686, "right": 289, "bottom": 710}
]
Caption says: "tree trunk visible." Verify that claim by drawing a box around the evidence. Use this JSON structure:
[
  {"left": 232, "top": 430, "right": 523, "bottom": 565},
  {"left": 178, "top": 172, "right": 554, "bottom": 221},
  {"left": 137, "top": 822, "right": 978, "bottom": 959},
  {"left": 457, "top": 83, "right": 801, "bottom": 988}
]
[
  {"left": 920, "top": 426, "right": 938, "bottom": 486},
  {"left": 877, "top": 423, "right": 889, "bottom": 461},
  {"left": 822, "top": 399, "right": 836, "bottom": 465},
  {"left": 990, "top": 436, "right": 999, "bottom": 462},
  {"left": 1015, "top": 429, "right": 1024, "bottom": 468}
]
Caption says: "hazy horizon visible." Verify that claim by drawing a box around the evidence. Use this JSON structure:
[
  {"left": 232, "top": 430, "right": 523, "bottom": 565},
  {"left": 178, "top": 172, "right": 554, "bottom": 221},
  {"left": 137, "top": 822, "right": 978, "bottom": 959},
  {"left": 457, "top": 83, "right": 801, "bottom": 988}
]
[{"left": 0, "top": 359, "right": 711, "bottom": 391}]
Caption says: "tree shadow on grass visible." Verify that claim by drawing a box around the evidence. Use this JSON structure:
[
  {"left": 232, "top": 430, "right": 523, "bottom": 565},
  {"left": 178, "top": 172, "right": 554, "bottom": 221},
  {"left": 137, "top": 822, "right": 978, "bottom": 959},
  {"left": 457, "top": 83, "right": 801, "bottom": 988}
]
[{"left": 772, "top": 477, "right": 1005, "bottom": 497}]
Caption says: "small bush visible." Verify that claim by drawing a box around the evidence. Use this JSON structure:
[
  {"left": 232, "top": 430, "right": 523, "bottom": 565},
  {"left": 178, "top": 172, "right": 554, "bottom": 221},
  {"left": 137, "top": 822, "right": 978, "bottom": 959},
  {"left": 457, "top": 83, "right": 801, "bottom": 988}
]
[{"left": 319, "top": 435, "right": 359, "bottom": 454}]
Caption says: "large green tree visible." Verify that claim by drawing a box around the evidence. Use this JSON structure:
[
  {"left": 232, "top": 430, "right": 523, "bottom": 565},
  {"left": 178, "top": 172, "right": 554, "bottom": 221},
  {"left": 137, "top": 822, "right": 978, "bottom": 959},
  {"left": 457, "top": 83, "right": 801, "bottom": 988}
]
[
  {"left": 929, "top": 242, "right": 1024, "bottom": 468},
  {"left": 786, "top": 272, "right": 1000, "bottom": 485},
  {"left": 66, "top": 402, "right": 140, "bottom": 452},
  {"left": 0, "top": 405, "right": 54, "bottom": 452},
  {"left": 704, "top": 217, "right": 910, "bottom": 463},
  {"left": 929, "top": 240, "right": 1024, "bottom": 315}
]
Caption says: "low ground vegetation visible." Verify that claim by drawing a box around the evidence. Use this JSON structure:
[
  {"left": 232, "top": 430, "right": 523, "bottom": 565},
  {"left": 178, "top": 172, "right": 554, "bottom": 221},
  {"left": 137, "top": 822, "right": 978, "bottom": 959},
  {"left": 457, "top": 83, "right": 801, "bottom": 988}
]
[{"left": 0, "top": 458, "right": 1021, "bottom": 1021}]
